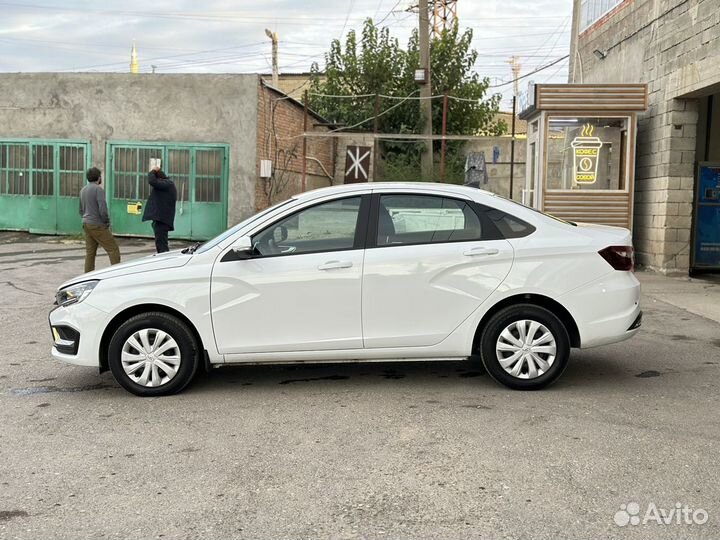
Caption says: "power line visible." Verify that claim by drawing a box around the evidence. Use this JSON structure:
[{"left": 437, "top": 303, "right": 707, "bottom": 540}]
[
  {"left": 0, "top": 35, "right": 194, "bottom": 53},
  {"left": 489, "top": 55, "right": 569, "bottom": 88},
  {"left": 281, "top": 89, "right": 422, "bottom": 140},
  {"left": 520, "top": 15, "right": 570, "bottom": 62},
  {"left": 531, "top": 17, "right": 571, "bottom": 68},
  {"left": 59, "top": 42, "right": 267, "bottom": 71},
  {"left": 541, "top": 59, "right": 568, "bottom": 84},
  {"left": 149, "top": 51, "right": 325, "bottom": 73},
  {"left": 0, "top": 1, "right": 570, "bottom": 25},
  {"left": 338, "top": 0, "right": 357, "bottom": 40},
  {"left": 373, "top": 0, "right": 386, "bottom": 20},
  {"left": 376, "top": 0, "right": 404, "bottom": 26}
]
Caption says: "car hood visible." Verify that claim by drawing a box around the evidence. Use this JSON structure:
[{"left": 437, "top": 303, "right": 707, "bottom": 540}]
[{"left": 59, "top": 249, "right": 191, "bottom": 289}]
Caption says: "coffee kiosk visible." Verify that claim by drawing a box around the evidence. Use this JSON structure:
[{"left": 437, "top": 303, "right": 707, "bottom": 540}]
[{"left": 519, "top": 83, "right": 648, "bottom": 229}]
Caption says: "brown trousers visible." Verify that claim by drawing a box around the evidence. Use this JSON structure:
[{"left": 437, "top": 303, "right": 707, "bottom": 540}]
[{"left": 83, "top": 223, "right": 121, "bottom": 273}]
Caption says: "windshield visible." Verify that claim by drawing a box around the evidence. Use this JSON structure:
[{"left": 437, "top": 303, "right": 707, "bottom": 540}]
[
  {"left": 490, "top": 194, "right": 577, "bottom": 226},
  {"left": 194, "top": 199, "right": 294, "bottom": 254}
]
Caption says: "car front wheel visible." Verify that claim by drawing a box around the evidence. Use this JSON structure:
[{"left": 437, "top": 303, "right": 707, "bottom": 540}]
[
  {"left": 108, "top": 312, "right": 200, "bottom": 397},
  {"left": 480, "top": 304, "right": 570, "bottom": 390}
]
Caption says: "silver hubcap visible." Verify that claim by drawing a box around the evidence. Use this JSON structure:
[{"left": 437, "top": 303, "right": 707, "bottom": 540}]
[
  {"left": 121, "top": 328, "right": 181, "bottom": 388},
  {"left": 496, "top": 319, "right": 557, "bottom": 380}
]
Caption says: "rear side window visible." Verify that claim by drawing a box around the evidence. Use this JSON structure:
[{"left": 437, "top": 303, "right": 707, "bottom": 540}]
[
  {"left": 377, "top": 194, "right": 483, "bottom": 246},
  {"left": 483, "top": 208, "right": 536, "bottom": 239}
]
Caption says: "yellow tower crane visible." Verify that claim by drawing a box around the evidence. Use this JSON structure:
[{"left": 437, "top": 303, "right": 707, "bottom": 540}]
[{"left": 431, "top": 0, "right": 458, "bottom": 38}]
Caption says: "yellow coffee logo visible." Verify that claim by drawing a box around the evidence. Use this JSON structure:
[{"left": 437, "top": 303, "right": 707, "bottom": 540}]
[{"left": 571, "top": 123, "right": 603, "bottom": 185}]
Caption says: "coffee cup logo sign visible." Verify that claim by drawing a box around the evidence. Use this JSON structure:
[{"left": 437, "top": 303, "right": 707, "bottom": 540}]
[{"left": 571, "top": 123, "right": 603, "bottom": 184}]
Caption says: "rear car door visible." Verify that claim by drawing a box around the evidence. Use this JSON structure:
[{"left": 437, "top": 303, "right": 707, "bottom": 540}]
[
  {"left": 211, "top": 195, "right": 369, "bottom": 355},
  {"left": 361, "top": 192, "right": 514, "bottom": 349}
]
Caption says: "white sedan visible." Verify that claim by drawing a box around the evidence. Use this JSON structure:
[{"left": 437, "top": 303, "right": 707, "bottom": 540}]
[{"left": 50, "top": 183, "right": 641, "bottom": 396}]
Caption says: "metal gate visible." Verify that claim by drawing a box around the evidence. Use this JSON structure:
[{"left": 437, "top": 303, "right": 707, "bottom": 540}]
[
  {"left": 0, "top": 139, "right": 91, "bottom": 234},
  {"left": 106, "top": 142, "right": 228, "bottom": 240}
]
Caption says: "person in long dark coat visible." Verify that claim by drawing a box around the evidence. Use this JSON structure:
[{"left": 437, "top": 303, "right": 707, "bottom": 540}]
[{"left": 142, "top": 166, "right": 177, "bottom": 253}]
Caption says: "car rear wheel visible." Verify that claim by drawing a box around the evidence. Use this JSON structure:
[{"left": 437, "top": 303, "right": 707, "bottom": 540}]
[
  {"left": 480, "top": 304, "right": 570, "bottom": 390},
  {"left": 108, "top": 312, "right": 200, "bottom": 397}
]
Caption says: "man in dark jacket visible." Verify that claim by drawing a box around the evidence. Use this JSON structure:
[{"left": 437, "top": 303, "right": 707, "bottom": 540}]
[{"left": 142, "top": 165, "right": 177, "bottom": 253}]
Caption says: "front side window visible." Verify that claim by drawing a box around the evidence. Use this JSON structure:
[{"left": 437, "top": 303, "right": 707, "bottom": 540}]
[
  {"left": 377, "top": 194, "right": 482, "bottom": 247},
  {"left": 195, "top": 199, "right": 294, "bottom": 254},
  {"left": 253, "top": 196, "right": 361, "bottom": 257}
]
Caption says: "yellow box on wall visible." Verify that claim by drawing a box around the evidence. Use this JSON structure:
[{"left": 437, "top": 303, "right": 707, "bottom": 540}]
[{"left": 126, "top": 202, "right": 142, "bottom": 215}]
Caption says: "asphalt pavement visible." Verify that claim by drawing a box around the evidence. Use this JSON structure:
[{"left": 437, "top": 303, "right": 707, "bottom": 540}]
[{"left": 1, "top": 232, "right": 719, "bottom": 540}]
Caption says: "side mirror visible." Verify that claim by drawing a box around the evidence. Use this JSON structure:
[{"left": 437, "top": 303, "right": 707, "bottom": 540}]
[{"left": 230, "top": 236, "right": 254, "bottom": 260}]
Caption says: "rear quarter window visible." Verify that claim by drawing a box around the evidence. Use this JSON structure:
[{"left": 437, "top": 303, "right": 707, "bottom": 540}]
[{"left": 483, "top": 208, "right": 536, "bottom": 239}]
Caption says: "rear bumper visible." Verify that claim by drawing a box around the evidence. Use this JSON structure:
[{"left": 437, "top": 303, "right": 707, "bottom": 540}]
[{"left": 560, "top": 271, "right": 641, "bottom": 349}]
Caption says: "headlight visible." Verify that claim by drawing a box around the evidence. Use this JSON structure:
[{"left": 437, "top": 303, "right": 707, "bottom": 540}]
[{"left": 55, "top": 280, "right": 99, "bottom": 307}]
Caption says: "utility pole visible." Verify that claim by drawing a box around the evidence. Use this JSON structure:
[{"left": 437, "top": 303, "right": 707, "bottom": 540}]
[
  {"left": 508, "top": 56, "right": 521, "bottom": 102},
  {"left": 418, "top": 0, "right": 433, "bottom": 181},
  {"left": 265, "top": 29, "right": 279, "bottom": 88}
]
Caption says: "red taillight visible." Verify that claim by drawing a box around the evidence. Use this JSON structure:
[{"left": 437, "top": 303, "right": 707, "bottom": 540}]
[{"left": 599, "top": 246, "right": 635, "bottom": 271}]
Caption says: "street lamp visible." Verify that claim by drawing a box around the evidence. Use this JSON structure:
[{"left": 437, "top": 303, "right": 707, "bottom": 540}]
[{"left": 265, "top": 28, "right": 279, "bottom": 88}]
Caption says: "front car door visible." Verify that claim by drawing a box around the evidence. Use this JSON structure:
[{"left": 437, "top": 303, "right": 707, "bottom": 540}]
[
  {"left": 211, "top": 194, "right": 370, "bottom": 355},
  {"left": 362, "top": 191, "right": 515, "bottom": 349}
]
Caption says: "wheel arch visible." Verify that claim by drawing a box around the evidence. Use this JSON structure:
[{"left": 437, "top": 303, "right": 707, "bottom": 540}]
[
  {"left": 472, "top": 293, "right": 581, "bottom": 353},
  {"left": 98, "top": 303, "right": 205, "bottom": 373}
]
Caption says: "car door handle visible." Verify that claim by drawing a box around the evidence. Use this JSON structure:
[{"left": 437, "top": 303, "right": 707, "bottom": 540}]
[
  {"left": 318, "top": 260, "right": 353, "bottom": 270},
  {"left": 463, "top": 247, "right": 499, "bottom": 257}
]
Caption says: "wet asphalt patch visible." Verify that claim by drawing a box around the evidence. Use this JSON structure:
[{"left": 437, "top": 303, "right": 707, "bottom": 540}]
[
  {"left": 10, "top": 383, "right": 113, "bottom": 395},
  {"left": 278, "top": 375, "right": 350, "bottom": 385},
  {"left": 0, "top": 510, "right": 29, "bottom": 521}
]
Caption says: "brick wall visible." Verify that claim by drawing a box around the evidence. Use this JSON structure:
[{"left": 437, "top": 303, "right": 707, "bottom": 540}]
[
  {"left": 572, "top": 0, "right": 720, "bottom": 273},
  {"left": 255, "top": 82, "right": 335, "bottom": 211}
]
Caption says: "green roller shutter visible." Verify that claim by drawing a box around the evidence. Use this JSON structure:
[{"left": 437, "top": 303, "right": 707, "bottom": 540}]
[
  {"left": 106, "top": 141, "right": 228, "bottom": 240},
  {"left": 0, "top": 139, "right": 90, "bottom": 235}
]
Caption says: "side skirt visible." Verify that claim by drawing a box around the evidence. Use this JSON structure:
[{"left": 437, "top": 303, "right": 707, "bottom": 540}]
[{"left": 219, "top": 356, "right": 469, "bottom": 367}]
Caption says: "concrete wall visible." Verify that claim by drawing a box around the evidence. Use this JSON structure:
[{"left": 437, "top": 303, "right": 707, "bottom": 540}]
[
  {"left": 462, "top": 137, "right": 524, "bottom": 200},
  {"left": 571, "top": 0, "right": 720, "bottom": 273},
  {"left": 463, "top": 137, "right": 566, "bottom": 201},
  {"left": 0, "top": 73, "right": 258, "bottom": 226}
]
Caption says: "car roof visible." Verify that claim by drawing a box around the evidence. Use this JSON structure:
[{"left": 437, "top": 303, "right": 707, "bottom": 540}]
[{"left": 295, "top": 182, "right": 495, "bottom": 201}]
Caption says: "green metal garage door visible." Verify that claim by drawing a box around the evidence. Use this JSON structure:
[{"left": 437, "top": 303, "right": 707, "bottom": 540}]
[
  {"left": 0, "top": 140, "right": 91, "bottom": 235},
  {"left": 106, "top": 142, "right": 228, "bottom": 240}
]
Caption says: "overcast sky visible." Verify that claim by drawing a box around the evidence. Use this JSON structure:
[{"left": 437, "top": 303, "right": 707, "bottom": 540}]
[{"left": 0, "top": 0, "right": 572, "bottom": 109}]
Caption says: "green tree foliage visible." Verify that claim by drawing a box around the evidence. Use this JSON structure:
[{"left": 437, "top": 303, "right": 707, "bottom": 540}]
[{"left": 309, "top": 18, "right": 506, "bottom": 137}]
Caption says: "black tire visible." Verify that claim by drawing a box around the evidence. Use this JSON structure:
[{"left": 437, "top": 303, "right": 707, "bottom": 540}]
[
  {"left": 108, "top": 312, "right": 200, "bottom": 397},
  {"left": 479, "top": 304, "right": 570, "bottom": 390}
]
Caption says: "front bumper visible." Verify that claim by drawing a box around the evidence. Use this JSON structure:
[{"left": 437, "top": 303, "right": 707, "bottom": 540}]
[{"left": 49, "top": 301, "right": 106, "bottom": 367}]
